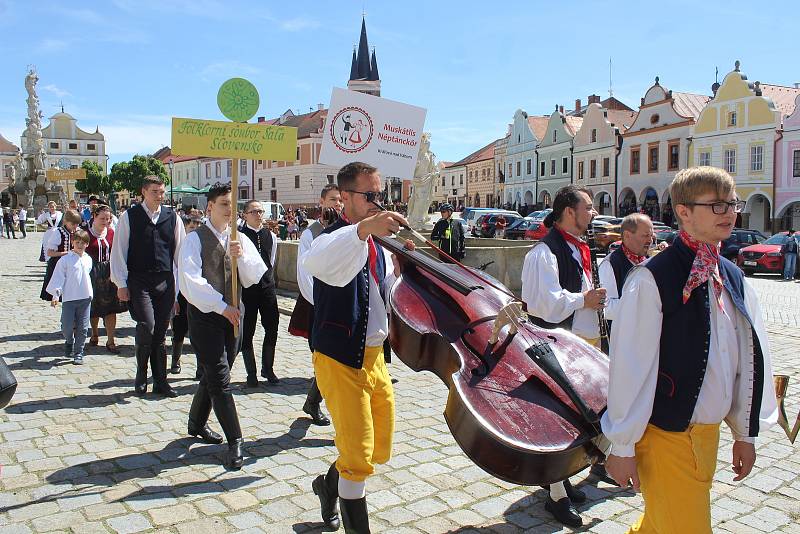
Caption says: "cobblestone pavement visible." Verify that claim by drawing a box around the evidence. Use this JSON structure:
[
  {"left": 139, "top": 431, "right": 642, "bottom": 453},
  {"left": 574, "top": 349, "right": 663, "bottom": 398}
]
[{"left": 1, "top": 235, "right": 799, "bottom": 533}]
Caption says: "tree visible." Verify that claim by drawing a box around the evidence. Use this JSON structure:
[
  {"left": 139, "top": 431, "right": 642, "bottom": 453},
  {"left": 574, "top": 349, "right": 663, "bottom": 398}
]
[
  {"left": 109, "top": 154, "right": 169, "bottom": 196},
  {"left": 75, "top": 160, "right": 114, "bottom": 196}
]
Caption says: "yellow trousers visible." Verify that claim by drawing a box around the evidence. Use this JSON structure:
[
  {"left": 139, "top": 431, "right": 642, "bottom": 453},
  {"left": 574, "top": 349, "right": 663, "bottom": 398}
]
[
  {"left": 313, "top": 346, "right": 395, "bottom": 483},
  {"left": 629, "top": 423, "right": 720, "bottom": 534}
]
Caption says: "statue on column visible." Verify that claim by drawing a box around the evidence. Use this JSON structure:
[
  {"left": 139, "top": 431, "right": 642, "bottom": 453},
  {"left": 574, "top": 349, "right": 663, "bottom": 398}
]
[{"left": 406, "top": 133, "right": 438, "bottom": 230}]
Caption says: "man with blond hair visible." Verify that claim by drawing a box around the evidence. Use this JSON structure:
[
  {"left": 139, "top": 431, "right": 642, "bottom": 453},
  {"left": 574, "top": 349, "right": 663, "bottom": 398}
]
[{"left": 603, "top": 166, "right": 778, "bottom": 533}]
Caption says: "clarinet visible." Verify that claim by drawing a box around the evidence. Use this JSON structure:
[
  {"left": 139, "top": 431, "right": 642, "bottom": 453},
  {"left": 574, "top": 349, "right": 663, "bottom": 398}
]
[{"left": 585, "top": 228, "right": 610, "bottom": 353}]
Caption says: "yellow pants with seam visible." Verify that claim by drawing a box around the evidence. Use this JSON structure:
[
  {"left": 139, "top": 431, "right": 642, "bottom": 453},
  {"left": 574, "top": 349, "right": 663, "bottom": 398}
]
[
  {"left": 628, "top": 423, "right": 720, "bottom": 534},
  {"left": 313, "top": 346, "right": 395, "bottom": 482}
]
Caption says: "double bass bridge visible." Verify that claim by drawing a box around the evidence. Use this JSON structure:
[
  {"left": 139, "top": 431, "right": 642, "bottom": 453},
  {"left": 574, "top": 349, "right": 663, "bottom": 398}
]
[{"left": 471, "top": 302, "right": 525, "bottom": 377}]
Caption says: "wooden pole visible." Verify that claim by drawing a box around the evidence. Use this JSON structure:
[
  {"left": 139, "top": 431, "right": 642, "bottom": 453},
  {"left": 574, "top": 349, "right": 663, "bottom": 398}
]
[{"left": 230, "top": 157, "right": 239, "bottom": 337}]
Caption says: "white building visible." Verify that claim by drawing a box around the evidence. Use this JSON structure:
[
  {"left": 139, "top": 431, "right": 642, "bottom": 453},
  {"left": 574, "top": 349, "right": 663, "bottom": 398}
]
[
  {"left": 0, "top": 134, "right": 20, "bottom": 206},
  {"left": 535, "top": 106, "right": 583, "bottom": 209},
  {"left": 504, "top": 110, "right": 548, "bottom": 209},
  {"left": 437, "top": 162, "right": 466, "bottom": 206}
]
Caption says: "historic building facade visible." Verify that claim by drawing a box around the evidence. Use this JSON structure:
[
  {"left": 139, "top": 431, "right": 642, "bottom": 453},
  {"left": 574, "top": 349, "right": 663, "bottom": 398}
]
[
  {"left": 535, "top": 106, "right": 582, "bottom": 209},
  {"left": 692, "top": 62, "right": 799, "bottom": 232},
  {"left": 493, "top": 134, "right": 508, "bottom": 207},
  {"left": 573, "top": 103, "right": 636, "bottom": 215},
  {"left": 776, "top": 94, "right": 800, "bottom": 230},
  {"left": 618, "top": 78, "right": 708, "bottom": 221},
  {"left": 437, "top": 162, "right": 466, "bottom": 206},
  {"left": 504, "top": 110, "right": 548, "bottom": 209},
  {"left": 0, "top": 134, "right": 20, "bottom": 207}
]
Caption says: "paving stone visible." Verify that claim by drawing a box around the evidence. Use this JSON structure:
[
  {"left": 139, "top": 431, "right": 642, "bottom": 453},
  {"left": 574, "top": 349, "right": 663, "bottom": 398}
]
[{"left": 105, "top": 513, "right": 152, "bottom": 534}]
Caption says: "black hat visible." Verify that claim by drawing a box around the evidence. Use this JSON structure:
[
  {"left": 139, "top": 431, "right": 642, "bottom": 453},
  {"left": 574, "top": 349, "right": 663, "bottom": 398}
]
[{"left": 439, "top": 203, "right": 454, "bottom": 212}]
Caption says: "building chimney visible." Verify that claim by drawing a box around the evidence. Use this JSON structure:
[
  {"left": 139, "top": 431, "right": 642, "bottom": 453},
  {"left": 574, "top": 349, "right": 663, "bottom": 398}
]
[
  {"left": 257, "top": 116, "right": 265, "bottom": 123},
  {"left": 559, "top": 105, "right": 564, "bottom": 114},
  {"left": 575, "top": 99, "right": 581, "bottom": 112},
  {"left": 588, "top": 94, "right": 601, "bottom": 104}
]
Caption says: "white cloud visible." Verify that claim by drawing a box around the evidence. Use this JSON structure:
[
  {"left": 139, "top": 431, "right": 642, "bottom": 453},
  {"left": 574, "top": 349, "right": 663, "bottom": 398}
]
[
  {"left": 36, "top": 39, "right": 69, "bottom": 53},
  {"left": 42, "top": 84, "right": 71, "bottom": 98},
  {"left": 281, "top": 17, "right": 320, "bottom": 32}
]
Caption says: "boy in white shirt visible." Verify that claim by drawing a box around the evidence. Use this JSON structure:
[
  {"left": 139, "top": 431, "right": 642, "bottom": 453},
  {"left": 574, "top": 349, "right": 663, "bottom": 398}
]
[{"left": 47, "top": 229, "right": 94, "bottom": 365}]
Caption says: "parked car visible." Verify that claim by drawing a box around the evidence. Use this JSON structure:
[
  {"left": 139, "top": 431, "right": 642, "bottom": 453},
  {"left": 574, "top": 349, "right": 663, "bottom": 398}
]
[
  {"left": 736, "top": 232, "right": 795, "bottom": 276},
  {"left": 504, "top": 218, "right": 548, "bottom": 240},
  {"left": 530, "top": 208, "right": 552, "bottom": 222},
  {"left": 720, "top": 229, "right": 766, "bottom": 260},
  {"left": 463, "top": 208, "right": 517, "bottom": 234},
  {"left": 474, "top": 213, "right": 523, "bottom": 237},
  {"left": 592, "top": 224, "right": 622, "bottom": 252},
  {"left": 655, "top": 229, "right": 678, "bottom": 245}
]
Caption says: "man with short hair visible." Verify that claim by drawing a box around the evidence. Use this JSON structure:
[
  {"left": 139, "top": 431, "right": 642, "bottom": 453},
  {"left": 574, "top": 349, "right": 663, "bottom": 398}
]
[
  {"left": 603, "top": 166, "right": 777, "bottom": 533},
  {"left": 111, "top": 175, "right": 185, "bottom": 397},
  {"left": 781, "top": 229, "right": 798, "bottom": 281},
  {"left": 430, "top": 203, "right": 465, "bottom": 263}
]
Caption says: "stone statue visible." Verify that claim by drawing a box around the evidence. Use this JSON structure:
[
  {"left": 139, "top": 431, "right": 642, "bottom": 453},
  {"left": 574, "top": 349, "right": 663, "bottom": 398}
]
[{"left": 406, "top": 133, "right": 438, "bottom": 230}]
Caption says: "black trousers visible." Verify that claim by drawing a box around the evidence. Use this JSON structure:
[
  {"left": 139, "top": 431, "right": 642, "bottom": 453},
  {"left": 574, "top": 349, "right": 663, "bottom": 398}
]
[
  {"left": 18, "top": 222, "right": 26, "bottom": 238},
  {"left": 241, "top": 285, "right": 279, "bottom": 376},
  {"left": 128, "top": 271, "right": 174, "bottom": 349},
  {"left": 172, "top": 293, "right": 189, "bottom": 344}
]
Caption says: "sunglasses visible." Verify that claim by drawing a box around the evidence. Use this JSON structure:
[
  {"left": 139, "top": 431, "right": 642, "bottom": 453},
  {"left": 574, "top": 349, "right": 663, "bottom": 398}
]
[{"left": 346, "top": 190, "right": 387, "bottom": 203}]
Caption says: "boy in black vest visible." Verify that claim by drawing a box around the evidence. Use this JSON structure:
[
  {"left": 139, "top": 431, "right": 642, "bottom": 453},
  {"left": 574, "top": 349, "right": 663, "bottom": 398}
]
[
  {"left": 520, "top": 185, "right": 606, "bottom": 527},
  {"left": 303, "top": 162, "right": 412, "bottom": 533},
  {"left": 238, "top": 200, "right": 280, "bottom": 386},
  {"left": 598, "top": 212, "right": 652, "bottom": 343},
  {"left": 178, "top": 183, "right": 267, "bottom": 469},
  {"left": 292, "top": 183, "right": 343, "bottom": 426},
  {"left": 603, "top": 167, "right": 778, "bottom": 533},
  {"left": 111, "top": 175, "right": 185, "bottom": 397}
]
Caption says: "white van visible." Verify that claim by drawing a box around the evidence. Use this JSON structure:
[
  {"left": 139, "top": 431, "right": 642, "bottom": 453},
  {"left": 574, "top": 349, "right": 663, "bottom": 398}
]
[
  {"left": 463, "top": 208, "right": 520, "bottom": 234},
  {"left": 261, "top": 202, "right": 285, "bottom": 221}
]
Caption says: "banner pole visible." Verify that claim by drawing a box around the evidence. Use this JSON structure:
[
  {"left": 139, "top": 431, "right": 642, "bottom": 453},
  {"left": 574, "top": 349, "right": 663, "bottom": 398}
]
[{"left": 230, "top": 157, "right": 239, "bottom": 338}]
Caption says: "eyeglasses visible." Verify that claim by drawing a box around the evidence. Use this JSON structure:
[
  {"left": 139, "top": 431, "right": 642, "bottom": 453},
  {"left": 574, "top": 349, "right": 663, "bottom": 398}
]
[
  {"left": 684, "top": 200, "right": 745, "bottom": 214},
  {"left": 247, "top": 209, "right": 264, "bottom": 215},
  {"left": 346, "top": 190, "right": 387, "bottom": 203}
]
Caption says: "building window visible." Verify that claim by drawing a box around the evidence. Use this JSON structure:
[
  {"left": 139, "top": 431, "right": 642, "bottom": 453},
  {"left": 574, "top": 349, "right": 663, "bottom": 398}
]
[
  {"left": 451, "top": 176, "right": 455, "bottom": 186},
  {"left": 591, "top": 129, "right": 597, "bottom": 143},
  {"left": 750, "top": 145, "right": 763, "bottom": 172},
  {"left": 631, "top": 148, "right": 640, "bottom": 174},
  {"left": 270, "top": 190, "right": 277, "bottom": 202},
  {"left": 562, "top": 157, "right": 568, "bottom": 174},
  {"left": 205, "top": 163, "right": 211, "bottom": 178},
  {"left": 516, "top": 161, "right": 521, "bottom": 177},
  {"left": 526, "top": 159, "right": 532, "bottom": 174},
  {"left": 87, "top": 143, "right": 96, "bottom": 151},
  {"left": 552, "top": 130, "right": 557, "bottom": 143},
  {"left": 271, "top": 177, "right": 276, "bottom": 188},
  {"left": 578, "top": 161, "right": 584, "bottom": 180},
  {"left": 590, "top": 159, "right": 597, "bottom": 179},
  {"left": 296, "top": 147, "right": 300, "bottom": 161},
  {"left": 240, "top": 160, "right": 247, "bottom": 175},
  {"left": 324, "top": 175, "right": 332, "bottom": 185},
  {"left": 699, "top": 151, "right": 711, "bottom": 166},
  {"left": 226, "top": 160, "right": 232, "bottom": 176},
  {"left": 603, "top": 157, "right": 610, "bottom": 177},
  {"left": 68, "top": 142, "right": 77, "bottom": 150},
  {"left": 550, "top": 159, "right": 556, "bottom": 176},
  {"left": 215, "top": 162, "right": 221, "bottom": 177},
  {"left": 540, "top": 161, "right": 546, "bottom": 176},
  {"left": 668, "top": 142, "right": 679, "bottom": 171},
  {"left": 794, "top": 150, "right": 800, "bottom": 178},
  {"left": 258, "top": 178, "right": 263, "bottom": 191},
  {"left": 294, "top": 175, "right": 300, "bottom": 188},
  {"left": 650, "top": 114, "right": 660, "bottom": 124},
  {"left": 728, "top": 111, "right": 737, "bottom": 127},
  {"left": 508, "top": 163, "right": 513, "bottom": 178},
  {"left": 50, "top": 142, "right": 58, "bottom": 149},
  {"left": 460, "top": 174, "right": 464, "bottom": 185},
  {"left": 257, "top": 160, "right": 263, "bottom": 166},
  {"left": 648, "top": 146, "right": 659, "bottom": 172},
  {"left": 442, "top": 176, "right": 446, "bottom": 186},
  {"left": 724, "top": 149, "right": 736, "bottom": 173}
]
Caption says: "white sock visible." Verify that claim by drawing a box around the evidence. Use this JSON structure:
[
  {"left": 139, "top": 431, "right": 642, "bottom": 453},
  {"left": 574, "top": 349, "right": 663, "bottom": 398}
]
[
  {"left": 338, "top": 477, "right": 366, "bottom": 500},
  {"left": 549, "top": 481, "right": 568, "bottom": 500}
]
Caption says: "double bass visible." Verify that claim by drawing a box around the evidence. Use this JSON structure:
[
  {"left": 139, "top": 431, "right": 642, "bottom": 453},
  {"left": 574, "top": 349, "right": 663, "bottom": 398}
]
[{"left": 376, "top": 234, "right": 610, "bottom": 486}]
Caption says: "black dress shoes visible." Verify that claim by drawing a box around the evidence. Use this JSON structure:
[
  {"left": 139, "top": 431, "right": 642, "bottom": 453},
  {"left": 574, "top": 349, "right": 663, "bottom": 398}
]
[
  {"left": 261, "top": 369, "right": 280, "bottom": 384},
  {"left": 225, "top": 438, "right": 244, "bottom": 470},
  {"left": 153, "top": 383, "right": 178, "bottom": 398},
  {"left": 303, "top": 399, "right": 331, "bottom": 426},
  {"left": 545, "top": 496, "right": 582, "bottom": 528},
  {"left": 246, "top": 376, "right": 260, "bottom": 388},
  {"left": 591, "top": 462, "right": 617, "bottom": 485},
  {"left": 188, "top": 423, "right": 223, "bottom": 444}
]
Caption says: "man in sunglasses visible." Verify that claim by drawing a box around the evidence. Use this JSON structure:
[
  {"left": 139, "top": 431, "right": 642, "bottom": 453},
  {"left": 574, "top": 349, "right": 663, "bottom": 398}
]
[
  {"left": 603, "top": 166, "right": 777, "bottom": 533},
  {"left": 303, "top": 161, "right": 413, "bottom": 533}
]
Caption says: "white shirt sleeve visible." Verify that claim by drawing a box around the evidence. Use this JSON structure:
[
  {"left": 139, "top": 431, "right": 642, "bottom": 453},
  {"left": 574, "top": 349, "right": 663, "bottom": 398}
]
[
  {"left": 600, "top": 267, "right": 662, "bottom": 457},
  {"left": 178, "top": 232, "right": 227, "bottom": 315},
  {"left": 303, "top": 224, "right": 369, "bottom": 287},
  {"left": 521, "top": 244, "right": 585, "bottom": 324},
  {"left": 297, "top": 228, "right": 315, "bottom": 302},
  {"left": 598, "top": 257, "right": 621, "bottom": 322},
  {"left": 45, "top": 256, "right": 67, "bottom": 298},
  {"left": 269, "top": 230, "right": 277, "bottom": 268},
  {"left": 110, "top": 210, "right": 130, "bottom": 289},
  {"left": 173, "top": 215, "right": 186, "bottom": 295},
  {"left": 44, "top": 228, "right": 63, "bottom": 252},
  {"left": 237, "top": 232, "right": 268, "bottom": 288}
]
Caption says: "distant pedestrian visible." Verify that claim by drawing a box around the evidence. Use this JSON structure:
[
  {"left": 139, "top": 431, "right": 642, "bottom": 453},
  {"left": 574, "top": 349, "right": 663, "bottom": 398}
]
[
  {"left": 494, "top": 214, "right": 507, "bottom": 238},
  {"left": 17, "top": 205, "right": 27, "bottom": 238},
  {"left": 430, "top": 204, "right": 465, "bottom": 263},
  {"left": 47, "top": 228, "right": 93, "bottom": 365},
  {"left": 3, "top": 208, "right": 16, "bottom": 239},
  {"left": 782, "top": 229, "right": 798, "bottom": 281}
]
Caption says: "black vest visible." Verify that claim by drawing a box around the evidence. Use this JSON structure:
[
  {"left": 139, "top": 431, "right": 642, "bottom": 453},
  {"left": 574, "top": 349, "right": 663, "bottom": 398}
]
[
  {"left": 126, "top": 204, "right": 176, "bottom": 273},
  {"left": 645, "top": 238, "right": 764, "bottom": 434},
  {"left": 604, "top": 247, "right": 634, "bottom": 336},
  {"left": 311, "top": 218, "right": 386, "bottom": 369},
  {"left": 529, "top": 227, "right": 582, "bottom": 330},
  {"left": 239, "top": 224, "right": 276, "bottom": 290}
]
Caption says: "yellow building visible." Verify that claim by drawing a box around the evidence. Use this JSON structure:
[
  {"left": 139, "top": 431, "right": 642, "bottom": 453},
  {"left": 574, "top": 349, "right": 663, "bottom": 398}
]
[{"left": 452, "top": 140, "right": 497, "bottom": 208}]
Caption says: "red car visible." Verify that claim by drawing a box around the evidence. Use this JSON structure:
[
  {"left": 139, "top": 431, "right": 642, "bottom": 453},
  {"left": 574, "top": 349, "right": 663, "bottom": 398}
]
[
  {"left": 524, "top": 221, "right": 548, "bottom": 240},
  {"left": 736, "top": 232, "right": 795, "bottom": 275}
]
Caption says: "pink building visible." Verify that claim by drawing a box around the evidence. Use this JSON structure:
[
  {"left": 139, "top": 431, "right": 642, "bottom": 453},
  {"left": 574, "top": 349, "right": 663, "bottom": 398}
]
[{"left": 776, "top": 94, "right": 800, "bottom": 230}]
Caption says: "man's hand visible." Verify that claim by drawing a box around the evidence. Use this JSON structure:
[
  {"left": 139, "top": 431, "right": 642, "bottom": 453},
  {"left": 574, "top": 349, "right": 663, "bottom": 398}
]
[
  {"left": 732, "top": 441, "right": 756, "bottom": 481},
  {"left": 583, "top": 288, "right": 607, "bottom": 310},
  {"left": 50, "top": 297, "right": 59, "bottom": 308},
  {"left": 221, "top": 305, "right": 241, "bottom": 327},
  {"left": 357, "top": 211, "right": 408, "bottom": 240},
  {"left": 606, "top": 454, "right": 640, "bottom": 491},
  {"left": 229, "top": 240, "right": 243, "bottom": 258},
  {"left": 117, "top": 287, "right": 130, "bottom": 302}
]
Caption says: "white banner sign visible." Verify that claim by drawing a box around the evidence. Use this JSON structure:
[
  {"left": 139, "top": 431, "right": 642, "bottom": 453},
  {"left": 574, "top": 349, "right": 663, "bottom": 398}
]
[{"left": 319, "top": 87, "right": 427, "bottom": 178}]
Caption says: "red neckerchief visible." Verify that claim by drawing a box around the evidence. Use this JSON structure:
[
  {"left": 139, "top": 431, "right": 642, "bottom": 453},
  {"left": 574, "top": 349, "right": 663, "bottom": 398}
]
[
  {"left": 341, "top": 211, "right": 379, "bottom": 284},
  {"left": 621, "top": 244, "right": 646, "bottom": 266},
  {"left": 679, "top": 230, "right": 724, "bottom": 309},
  {"left": 557, "top": 228, "right": 592, "bottom": 279}
]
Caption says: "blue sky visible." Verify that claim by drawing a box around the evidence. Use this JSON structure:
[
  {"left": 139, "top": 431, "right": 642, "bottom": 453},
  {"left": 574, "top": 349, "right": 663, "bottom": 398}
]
[{"left": 0, "top": 0, "right": 797, "bottom": 170}]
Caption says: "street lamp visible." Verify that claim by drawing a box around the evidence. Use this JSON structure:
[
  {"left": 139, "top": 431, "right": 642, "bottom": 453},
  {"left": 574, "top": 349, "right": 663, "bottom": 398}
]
[{"left": 168, "top": 159, "right": 174, "bottom": 207}]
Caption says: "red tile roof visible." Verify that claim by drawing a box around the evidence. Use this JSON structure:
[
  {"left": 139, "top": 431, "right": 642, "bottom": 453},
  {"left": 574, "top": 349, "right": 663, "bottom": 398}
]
[
  {"left": 605, "top": 109, "right": 637, "bottom": 130},
  {"left": 671, "top": 92, "right": 710, "bottom": 120},
  {"left": 527, "top": 116, "right": 550, "bottom": 141},
  {"left": 760, "top": 84, "right": 800, "bottom": 117},
  {"left": 564, "top": 116, "right": 584, "bottom": 136},
  {"left": 262, "top": 109, "right": 327, "bottom": 139},
  {"left": 0, "top": 133, "right": 19, "bottom": 154},
  {"left": 451, "top": 139, "right": 497, "bottom": 167}
]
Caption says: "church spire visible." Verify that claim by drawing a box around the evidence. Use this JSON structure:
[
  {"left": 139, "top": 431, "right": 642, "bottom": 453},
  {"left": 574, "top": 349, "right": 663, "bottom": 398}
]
[
  {"left": 355, "top": 16, "right": 371, "bottom": 80},
  {"left": 369, "top": 48, "right": 379, "bottom": 81},
  {"left": 347, "top": 15, "right": 381, "bottom": 96},
  {"left": 349, "top": 46, "right": 358, "bottom": 80}
]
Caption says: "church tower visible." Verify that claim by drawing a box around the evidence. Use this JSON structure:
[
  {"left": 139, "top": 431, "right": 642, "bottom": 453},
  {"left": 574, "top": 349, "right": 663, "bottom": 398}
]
[{"left": 347, "top": 17, "right": 381, "bottom": 97}]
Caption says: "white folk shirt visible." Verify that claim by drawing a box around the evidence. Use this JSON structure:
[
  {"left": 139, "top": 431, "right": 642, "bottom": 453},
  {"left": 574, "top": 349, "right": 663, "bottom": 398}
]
[
  {"left": 597, "top": 254, "right": 631, "bottom": 322},
  {"left": 297, "top": 224, "right": 317, "bottom": 303},
  {"left": 110, "top": 203, "right": 185, "bottom": 290},
  {"left": 245, "top": 224, "right": 277, "bottom": 268},
  {"left": 44, "top": 227, "right": 69, "bottom": 252},
  {"left": 302, "top": 224, "right": 396, "bottom": 347},
  {"left": 46, "top": 251, "right": 94, "bottom": 302},
  {"left": 600, "top": 266, "right": 778, "bottom": 457},
  {"left": 18, "top": 209, "right": 26, "bottom": 221},
  {"left": 521, "top": 241, "right": 599, "bottom": 339},
  {"left": 178, "top": 221, "right": 267, "bottom": 315}
]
